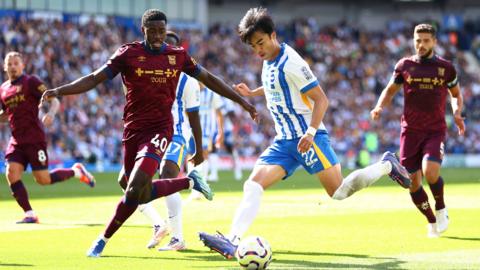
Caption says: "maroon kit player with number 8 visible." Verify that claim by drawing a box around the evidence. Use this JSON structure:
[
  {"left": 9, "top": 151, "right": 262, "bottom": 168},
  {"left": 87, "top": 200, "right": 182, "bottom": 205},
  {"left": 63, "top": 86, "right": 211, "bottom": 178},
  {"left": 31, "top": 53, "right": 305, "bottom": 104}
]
[{"left": 1, "top": 52, "right": 96, "bottom": 224}]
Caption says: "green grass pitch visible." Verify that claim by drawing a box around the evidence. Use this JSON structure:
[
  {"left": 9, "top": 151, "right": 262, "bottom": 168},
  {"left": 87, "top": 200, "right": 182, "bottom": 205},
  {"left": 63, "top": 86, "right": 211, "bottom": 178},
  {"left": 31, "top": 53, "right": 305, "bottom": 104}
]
[{"left": 1, "top": 168, "right": 479, "bottom": 269}]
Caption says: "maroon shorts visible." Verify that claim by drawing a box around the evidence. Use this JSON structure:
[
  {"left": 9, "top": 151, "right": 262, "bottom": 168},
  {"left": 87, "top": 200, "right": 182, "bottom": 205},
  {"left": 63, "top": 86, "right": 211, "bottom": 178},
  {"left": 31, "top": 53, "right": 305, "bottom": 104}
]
[
  {"left": 5, "top": 141, "right": 49, "bottom": 170},
  {"left": 399, "top": 129, "right": 445, "bottom": 173},
  {"left": 122, "top": 129, "right": 171, "bottom": 177}
]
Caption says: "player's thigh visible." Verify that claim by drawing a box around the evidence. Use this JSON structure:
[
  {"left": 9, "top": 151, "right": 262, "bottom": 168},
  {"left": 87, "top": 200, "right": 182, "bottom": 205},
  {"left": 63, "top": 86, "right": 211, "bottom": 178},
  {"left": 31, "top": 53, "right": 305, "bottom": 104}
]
[
  {"left": 421, "top": 132, "right": 444, "bottom": 183},
  {"left": 5, "top": 161, "right": 25, "bottom": 184},
  {"left": 32, "top": 169, "right": 51, "bottom": 185},
  {"left": 400, "top": 130, "right": 426, "bottom": 173},
  {"left": 26, "top": 142, "right": 49, "bottom": 171},
  {"left": 255, "top": 141, "right": 298, "bottom": 187},
  {"left": 248, "top": 164, "right": 286, "bottom": 190},
  {"left": 315, "top": 164, "right": 343, "bottom": 197}
]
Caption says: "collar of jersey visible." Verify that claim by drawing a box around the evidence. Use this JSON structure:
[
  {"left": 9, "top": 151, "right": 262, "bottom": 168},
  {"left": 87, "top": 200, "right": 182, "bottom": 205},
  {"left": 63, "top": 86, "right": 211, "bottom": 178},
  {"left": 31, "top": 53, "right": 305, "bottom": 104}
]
[
  {"left": 10, "top": 74, "right": 25, "bottom": 85},
  {"left": 414, "top": 54, "right": 437, "bottom": 63},
  {"left": 267, "top": 43, "right": 286, "bottom": 66},
  {"left": 142, "top": 41, "right": 166, "bottom": 55}
]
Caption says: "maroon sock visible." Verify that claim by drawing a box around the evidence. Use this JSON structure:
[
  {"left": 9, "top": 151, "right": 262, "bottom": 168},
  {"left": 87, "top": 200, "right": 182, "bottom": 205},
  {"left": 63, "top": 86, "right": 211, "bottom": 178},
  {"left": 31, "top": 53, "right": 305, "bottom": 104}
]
[
  {"left": 104, "top": 196, "right": 138, "bottom": 238},
  {"left": 9, "top": 180, "right": 33, "bottom": 212},
  {"left": 50, "top": 168, "right": 75, "bottom": 184},
  {"left": 428, "top": 176, "right": 445, "bottom": 210},
  {"left": 149, "top": 177, "right": 190, "bottom": 202},
  {"left": 410, "top": 186, "right": 436, "bottom": 223}
]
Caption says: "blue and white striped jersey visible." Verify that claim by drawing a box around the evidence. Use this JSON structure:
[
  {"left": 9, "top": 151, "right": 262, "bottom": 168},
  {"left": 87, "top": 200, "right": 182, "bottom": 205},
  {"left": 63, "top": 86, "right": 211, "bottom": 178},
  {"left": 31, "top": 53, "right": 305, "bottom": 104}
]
[
  {"left": 172, "top": 72, "right": 200, "bottom": 140},
  {"left": 262, "top": 43, "right": 325, "bottom": 140},
  {"left": 199, "top": 87, "right": 224, "bottom": 138}
]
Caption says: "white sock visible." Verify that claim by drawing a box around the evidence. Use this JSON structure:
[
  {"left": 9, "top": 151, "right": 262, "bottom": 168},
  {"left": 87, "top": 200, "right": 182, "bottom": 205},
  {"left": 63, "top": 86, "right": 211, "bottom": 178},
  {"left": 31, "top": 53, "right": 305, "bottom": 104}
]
[
  {"left": 332, "top": 161, "right": 392, "bottom": 200},
  {"left": 138, "top": 202, "right": 166, "bottom": 227},
  {"left": 209, "top": 153, "right": 219, "bottom": 178},
  {"left": 25, "top": 210, "right": 36, "bottom": 217},
  {"left": 232, "top": 150, "right": 242, "bottom": 180},
  {"left": 228, "top": 180, "right": 264, "bottom": 243},
  {"left": 72, "top": 166, "right": 81, "bottom": 178},
  {"left": 165, "top": 192, "right": 183, "bottom": 240}
]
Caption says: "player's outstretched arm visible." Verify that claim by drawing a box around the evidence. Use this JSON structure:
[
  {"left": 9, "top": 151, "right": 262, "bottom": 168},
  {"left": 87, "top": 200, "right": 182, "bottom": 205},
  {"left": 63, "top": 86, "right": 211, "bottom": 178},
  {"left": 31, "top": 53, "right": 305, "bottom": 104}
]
[
  {"left": 187, "top": 110, "right": 204, "bottom": 166},
  {"left": 370, "top": 81, "right": 402, "bottom": 120},
  {"left": 195, "top": 67, "right": 258, "bottom": 121},
  {"left": 41, "top": 67, "right": 109, "bottom": 104},
  {"left": 448, "top": 84, "right": 466, "bottom": 136}
]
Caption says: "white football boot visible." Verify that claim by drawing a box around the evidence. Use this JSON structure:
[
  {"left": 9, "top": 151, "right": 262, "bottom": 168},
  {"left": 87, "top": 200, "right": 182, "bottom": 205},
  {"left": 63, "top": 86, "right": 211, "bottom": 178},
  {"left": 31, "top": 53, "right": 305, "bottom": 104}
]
[{"left": 436, "top": 208, "right": 449, "bottom": 233}]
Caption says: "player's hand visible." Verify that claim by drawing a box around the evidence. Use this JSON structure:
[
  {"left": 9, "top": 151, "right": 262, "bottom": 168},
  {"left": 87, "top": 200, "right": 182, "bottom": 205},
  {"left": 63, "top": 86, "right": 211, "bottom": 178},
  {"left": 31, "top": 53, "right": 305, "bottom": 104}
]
[
  {"left": 188, "top": 151, "right": 204, "bottom": 166},
  {"left": 297, "top": 134, "right": 314, "bottom": 153},
  {"left": 454, "top": 112, "right": 466, "bottom": 136},
  {"left": 233, "top": 83, "right": 252, "bottom": 97},
  {"left": 370, "top": 106, "right": 383, "bottom": 121},
  {"left": 40, "top": 89, "right": 59, "bottom": 106},
  {"left": 42, "top": 113, "right": 54, "bottom": 127},
  {"left": 240, "top": 100, "right": 258, "bottom": 122}
]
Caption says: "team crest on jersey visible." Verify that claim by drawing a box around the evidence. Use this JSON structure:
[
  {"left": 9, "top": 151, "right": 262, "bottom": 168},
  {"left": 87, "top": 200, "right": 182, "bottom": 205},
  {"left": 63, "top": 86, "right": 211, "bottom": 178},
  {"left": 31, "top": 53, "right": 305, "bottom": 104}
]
[
  {"left": 15, "top": 85, "right": 22, "bottom": 93},
  {"left": 137, "top": 56, "right": 147, "bottom": 62},
  {"left": 38, "top": 84, "right": 47, "bottom": 93},
  {"left": 168, "top": 55, "right": 176, "bottom": 65},
  {"left": 438, "top": 67, "right": 445, "bottom": 77},
  {"left": 301, "top": 66, "right": 313, "bottom": 80}
]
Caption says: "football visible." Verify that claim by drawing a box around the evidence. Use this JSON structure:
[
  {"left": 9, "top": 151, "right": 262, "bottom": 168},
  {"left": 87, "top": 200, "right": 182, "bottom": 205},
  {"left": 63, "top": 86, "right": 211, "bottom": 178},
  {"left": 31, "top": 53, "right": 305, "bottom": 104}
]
[{"left": 236, "top": 236, "right": 273, "bottom": 270}]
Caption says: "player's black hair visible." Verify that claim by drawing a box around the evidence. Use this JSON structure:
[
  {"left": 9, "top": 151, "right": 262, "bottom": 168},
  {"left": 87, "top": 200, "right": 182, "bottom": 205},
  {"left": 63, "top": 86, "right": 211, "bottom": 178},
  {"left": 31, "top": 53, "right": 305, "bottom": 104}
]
[
  {"left": 414, "top": 23, "right": 436, "bottom": 37},
  {"left": 166, "top": 31, "right": 180, "bottom": 45},
  {"left": 142, "top": 9, "right": 167, "bottom": 26},
  {"left": 238, "top": 7, "right": 275, "bottom": 43}
]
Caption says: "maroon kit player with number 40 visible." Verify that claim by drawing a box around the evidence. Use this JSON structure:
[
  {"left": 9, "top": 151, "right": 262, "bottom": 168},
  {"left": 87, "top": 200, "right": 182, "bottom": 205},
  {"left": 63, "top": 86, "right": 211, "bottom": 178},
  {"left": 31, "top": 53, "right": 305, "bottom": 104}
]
[
  {"left": 0, "top": 52, "right": 95, "bottom": 224},
  {"left": 371, "top": 23, "right": 465, "bottom": 237},
  {"left": 41, "top": 9, "right": 257, "bottom": 257}
]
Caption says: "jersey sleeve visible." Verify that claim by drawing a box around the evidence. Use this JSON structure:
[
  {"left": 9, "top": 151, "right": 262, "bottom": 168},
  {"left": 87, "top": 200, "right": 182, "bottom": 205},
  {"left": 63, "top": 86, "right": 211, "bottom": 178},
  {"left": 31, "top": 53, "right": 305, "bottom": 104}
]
[
  {"left": 284, "top": 59, "right": 319, "bottom": 94},
  {"left": 29, "top": 75, "right": 48, "bottom": 99},
  {"left": 184, "top": 76, "right": 201, "bottom": 112},
  {"left": 446, "top": 63, "right": 458, "bottom": 88},
  {"left": 104, "top": 45, "right": 128, "bottom": 79},
  {"left": 181, "top": 50, "right": 201, "bottom": 78},
  {"left": 392, "top": 59, "right": 405, "bottom": 84}
]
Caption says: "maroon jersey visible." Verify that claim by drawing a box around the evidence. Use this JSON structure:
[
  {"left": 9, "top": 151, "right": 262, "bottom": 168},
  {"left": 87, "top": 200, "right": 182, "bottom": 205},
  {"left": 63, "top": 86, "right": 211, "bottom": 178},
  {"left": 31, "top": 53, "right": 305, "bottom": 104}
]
[
  {"left": 104, "top": 41, "right": 200, "bottom": 138},
  {"left": 392, "top": 55, "right": 458, "bottom": 132},
  {"left": 0, "top": 74, "right": 47, "bottom": 144}
]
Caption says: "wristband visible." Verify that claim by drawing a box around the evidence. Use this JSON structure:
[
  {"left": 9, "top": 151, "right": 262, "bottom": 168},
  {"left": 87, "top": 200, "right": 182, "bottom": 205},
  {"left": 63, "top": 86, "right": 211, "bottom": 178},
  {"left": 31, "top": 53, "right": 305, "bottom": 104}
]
[{"left": 306, "top": 126, "right": 317, "bottom": 137}]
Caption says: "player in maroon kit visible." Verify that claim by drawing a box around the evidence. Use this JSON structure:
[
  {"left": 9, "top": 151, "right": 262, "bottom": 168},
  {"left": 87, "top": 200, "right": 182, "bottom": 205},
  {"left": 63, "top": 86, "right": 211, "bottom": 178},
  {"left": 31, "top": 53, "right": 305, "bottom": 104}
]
[
  {"left": 41, "top": 9, "right": 257, "bottom": 257},
  {"left": 371, "top": 24, "right": 465, "bottom": 237},
  {"left": 0, "top": 52, "right": 95, "bottom": 224}
]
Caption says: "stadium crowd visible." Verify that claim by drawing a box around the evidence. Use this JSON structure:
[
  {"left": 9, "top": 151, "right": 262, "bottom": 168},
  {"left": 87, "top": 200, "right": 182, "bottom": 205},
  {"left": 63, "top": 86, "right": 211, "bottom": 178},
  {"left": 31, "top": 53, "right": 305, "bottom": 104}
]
[{"left": 1, "top": 16, "right": 479, "bottom": 167}]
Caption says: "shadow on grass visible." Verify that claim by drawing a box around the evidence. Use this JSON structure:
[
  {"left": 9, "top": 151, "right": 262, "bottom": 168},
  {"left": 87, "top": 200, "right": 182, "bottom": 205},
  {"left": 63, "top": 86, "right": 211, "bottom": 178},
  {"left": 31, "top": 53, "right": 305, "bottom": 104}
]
[
  {"left": 444, "top": 236, "right": 480, "bottom": 242},
  {"left": 0, "top": 262, "right": 34, "bottom": 267}
]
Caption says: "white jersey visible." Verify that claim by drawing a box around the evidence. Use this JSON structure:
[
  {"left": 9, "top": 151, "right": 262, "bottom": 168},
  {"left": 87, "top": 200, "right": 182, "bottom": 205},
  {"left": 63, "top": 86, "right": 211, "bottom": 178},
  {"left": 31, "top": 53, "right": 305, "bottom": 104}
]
[
  {"left": 172, "top": 73, "right": 200, "bottom": 140},
  {"left": 199, "top": 87, "right": 224, "bottom": 138},
  {"left": 261, "top": 43, "right": 325, "bottom": 140}
]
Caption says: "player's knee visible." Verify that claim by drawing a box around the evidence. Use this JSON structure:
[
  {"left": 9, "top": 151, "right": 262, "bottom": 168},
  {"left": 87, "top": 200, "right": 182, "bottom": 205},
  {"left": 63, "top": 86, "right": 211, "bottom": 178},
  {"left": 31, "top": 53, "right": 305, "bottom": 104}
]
[
  {"left": 35, "top": 177, "right": 51, "bottom": 186},
  {"left": 424, "top": 171, "right": 439, "bottom": 183}
]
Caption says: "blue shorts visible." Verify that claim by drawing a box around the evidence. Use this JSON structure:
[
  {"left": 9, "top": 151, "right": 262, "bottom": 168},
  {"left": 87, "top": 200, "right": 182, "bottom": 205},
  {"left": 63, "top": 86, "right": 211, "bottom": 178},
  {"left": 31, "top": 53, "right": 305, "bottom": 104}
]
[
  {"left": 257, "top": 131, "right": 338, "bottom": 179},
  {"left": 164, "top": 135, "right": 188, "bottom": 169}
]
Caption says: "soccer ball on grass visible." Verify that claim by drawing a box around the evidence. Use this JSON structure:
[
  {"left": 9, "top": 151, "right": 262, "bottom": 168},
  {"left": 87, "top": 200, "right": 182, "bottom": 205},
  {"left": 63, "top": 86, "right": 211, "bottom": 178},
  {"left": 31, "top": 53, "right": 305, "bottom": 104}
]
[{"left": 236, "top": 236, "right": 273, "bottom": 270}]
